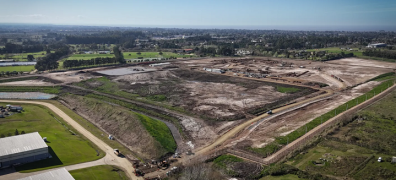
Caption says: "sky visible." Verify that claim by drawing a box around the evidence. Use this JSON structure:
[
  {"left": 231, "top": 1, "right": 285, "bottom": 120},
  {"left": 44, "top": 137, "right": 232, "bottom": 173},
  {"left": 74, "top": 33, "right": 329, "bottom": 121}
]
[{"left": 0, "top": 0, "right": 396, "bottom": 31}]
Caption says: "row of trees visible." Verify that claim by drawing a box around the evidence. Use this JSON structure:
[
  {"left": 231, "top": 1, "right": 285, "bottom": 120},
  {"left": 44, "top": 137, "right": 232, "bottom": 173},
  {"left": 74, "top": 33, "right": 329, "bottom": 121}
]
[
  {"left": 0, "top": 129, "right": 25, "bottom": 138},
  {"left": 0, "top": 43, "right": 45, "bottom": 53},
  {"left": 363, "top": 49, "right": 396, "bottom": 60},
  {"left": 63, "top": 57, "right": 117, "bottom": 68}
]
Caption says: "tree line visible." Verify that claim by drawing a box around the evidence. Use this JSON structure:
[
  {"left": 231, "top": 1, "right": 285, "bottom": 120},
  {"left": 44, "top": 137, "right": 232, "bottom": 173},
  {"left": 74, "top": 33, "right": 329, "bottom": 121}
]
[
  {"left": 63, "top": 57, "right": 117, "bottom": 68},
  {"left": 363, "top": 49, "right": 396, "bottom": 60},
  {"left": 35, "top": 45, "right": 70, "bottom": 71}
]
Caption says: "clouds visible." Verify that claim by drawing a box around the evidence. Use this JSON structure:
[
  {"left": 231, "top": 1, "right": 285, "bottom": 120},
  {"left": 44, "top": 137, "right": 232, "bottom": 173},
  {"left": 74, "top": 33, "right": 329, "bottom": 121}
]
[{"left": 0, "top": 14, "right": 46, "bottom": 19}]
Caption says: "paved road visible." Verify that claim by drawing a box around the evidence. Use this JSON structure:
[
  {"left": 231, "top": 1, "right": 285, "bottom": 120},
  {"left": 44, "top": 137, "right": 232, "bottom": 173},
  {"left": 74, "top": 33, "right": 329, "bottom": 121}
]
[{"left": 0, "top": 100, "right": 142, "bottom": 180}]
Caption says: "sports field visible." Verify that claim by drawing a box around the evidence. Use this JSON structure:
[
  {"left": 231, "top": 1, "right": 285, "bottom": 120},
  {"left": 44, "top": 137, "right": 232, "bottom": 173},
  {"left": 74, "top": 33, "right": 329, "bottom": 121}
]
[
  {"left": 0, "top": 65, "right": 35, "bottom": 72},
  {"left": 0, "top": 103, "right": 104, "bottom": 172}
]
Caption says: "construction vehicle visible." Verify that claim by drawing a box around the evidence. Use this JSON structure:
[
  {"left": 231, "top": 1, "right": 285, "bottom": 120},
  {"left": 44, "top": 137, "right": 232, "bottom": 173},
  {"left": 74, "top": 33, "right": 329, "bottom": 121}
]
[
  {"left": 134, "top": 169, "right": 144, "bottom": 176},
  {"left": 113, "top": 149, "right": 121, "bottom": 156},
  {"left": 158, "top": 160, "right": 170, "bottom": 170}
]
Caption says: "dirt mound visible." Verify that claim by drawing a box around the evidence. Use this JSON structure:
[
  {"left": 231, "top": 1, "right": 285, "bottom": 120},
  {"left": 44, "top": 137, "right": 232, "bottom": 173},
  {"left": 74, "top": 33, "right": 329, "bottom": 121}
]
[{"left": 61, "top": 94, "right": 169, "bottom": 159}]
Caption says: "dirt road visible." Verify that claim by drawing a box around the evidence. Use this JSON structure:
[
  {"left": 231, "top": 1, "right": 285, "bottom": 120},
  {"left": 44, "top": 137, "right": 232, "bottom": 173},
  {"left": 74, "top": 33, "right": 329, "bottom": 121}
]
[
  {"left": 0, "top": 100, "right": 142, "bottom": 180},
  {"left": 194, "top": 87, "right": 334, "bottom": 155}
]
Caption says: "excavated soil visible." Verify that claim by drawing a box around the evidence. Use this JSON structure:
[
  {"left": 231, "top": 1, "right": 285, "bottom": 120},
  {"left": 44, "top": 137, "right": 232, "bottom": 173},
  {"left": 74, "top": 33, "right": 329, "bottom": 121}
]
[{"left": 234, "top": 81, "right": 380, "bottom": 149}]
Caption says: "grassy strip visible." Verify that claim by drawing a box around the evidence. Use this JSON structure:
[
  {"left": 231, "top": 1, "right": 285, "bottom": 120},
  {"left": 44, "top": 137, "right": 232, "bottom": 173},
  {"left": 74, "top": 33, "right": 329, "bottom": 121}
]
[
  {"left": 249, "top": 80, "right": 395, "bottom": 157},
  {"left": 276, "top": 86, "right": 300, "bottom": 93},
  {"left": 367, "top": 72, "right": 395, "bottom": 82},
  {"left": 70, "top": 165, "right": 128, "bottom": 180},
  {"left": 0, "top": 76, "right": 38, "bottom": 83},
  {"left": 0, "top": 103, "right": 105, "bottom": 173},
  {"left": 0, "top": 86, "right": 61, "bottom": 94},
  {"left": 85, "top": 94, "right": 186, "bottom": 139},
  {"left": 135, "top": 113, "right": 176, "bottom": 153}
]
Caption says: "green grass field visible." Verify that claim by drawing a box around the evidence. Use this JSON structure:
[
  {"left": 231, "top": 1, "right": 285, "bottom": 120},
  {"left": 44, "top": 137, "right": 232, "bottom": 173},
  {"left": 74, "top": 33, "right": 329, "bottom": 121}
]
[
  {"left": 70, "top": 165, "right": 128, "bottom": 180},
  {"left": 0, "top": 51, "right": 50, "bottom": 61},
  {"left": 306, "top": 47, "right": 363, "bottom": 57},
  {"left": 0, "top": 103, "right": 104, "bottom": 172},
  {"left": 123, "top": 52, "right": 194, "bottom": 59},
  {"left": 0, "top": 65, "right": 35, "bottom": 72},
  {"left": 64, "top": 53, "right": 115, "bottom": 60}
]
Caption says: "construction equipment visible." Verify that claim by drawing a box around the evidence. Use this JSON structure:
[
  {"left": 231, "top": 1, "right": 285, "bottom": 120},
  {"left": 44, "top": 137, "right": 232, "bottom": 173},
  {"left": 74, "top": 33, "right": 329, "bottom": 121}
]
[{"left": 113, "top": 149, "right": 121, "bottom": 156}]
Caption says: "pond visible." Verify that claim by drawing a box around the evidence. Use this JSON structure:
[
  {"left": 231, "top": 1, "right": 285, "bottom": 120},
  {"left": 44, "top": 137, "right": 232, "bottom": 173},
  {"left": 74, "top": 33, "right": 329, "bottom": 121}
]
[{"left": 0, "top": 92, "right": 56, "bottom": 99}]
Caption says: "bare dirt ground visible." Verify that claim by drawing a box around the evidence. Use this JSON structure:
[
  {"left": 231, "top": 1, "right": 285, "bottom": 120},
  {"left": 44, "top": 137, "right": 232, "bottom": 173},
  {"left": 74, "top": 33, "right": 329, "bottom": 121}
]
[
  {"left": 233, "top": 81, "right": 380, "bottom": 149},
  {"left": 43, "top": 71, "right": 101, "bottom": 84},
  {"left": 174, "top": 57, "right": 392, "bottom": 90},
  {"left": 0, "top": 79, "right": 55, "bottom": 86}
]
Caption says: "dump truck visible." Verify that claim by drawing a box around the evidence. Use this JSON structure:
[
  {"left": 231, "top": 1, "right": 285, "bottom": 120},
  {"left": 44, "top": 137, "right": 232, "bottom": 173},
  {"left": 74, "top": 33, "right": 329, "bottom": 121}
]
[{"left": 114, "top": 149, "right": 121, "bottom": 156}]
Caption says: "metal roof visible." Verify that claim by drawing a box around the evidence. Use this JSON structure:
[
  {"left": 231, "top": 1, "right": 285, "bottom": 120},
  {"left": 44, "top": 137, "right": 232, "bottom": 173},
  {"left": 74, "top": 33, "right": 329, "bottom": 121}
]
[
  {"left": 17, "top": 168, "right": 75, "bottom": 180},
  {"left": 0, "top": 132, "right": 48, "bottom": 157}
]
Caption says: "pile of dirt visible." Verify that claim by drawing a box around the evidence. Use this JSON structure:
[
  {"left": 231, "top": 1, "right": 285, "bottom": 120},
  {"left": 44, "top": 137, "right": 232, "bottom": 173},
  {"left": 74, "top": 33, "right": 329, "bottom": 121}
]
[{"left": 60, "top": 94, "right": 169, "bottom": 159}]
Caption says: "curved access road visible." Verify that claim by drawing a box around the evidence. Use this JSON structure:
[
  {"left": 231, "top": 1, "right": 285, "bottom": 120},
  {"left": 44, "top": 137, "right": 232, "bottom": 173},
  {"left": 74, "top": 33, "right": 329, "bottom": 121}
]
[{"left": 0, "top": 100, "right": 141, "bottom": 180}]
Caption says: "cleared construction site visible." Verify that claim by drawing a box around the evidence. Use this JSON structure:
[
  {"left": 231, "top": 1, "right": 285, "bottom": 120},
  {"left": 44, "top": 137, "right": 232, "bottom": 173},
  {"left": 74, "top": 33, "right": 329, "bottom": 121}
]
[{"left": 1, "top": 57, "right": 395, "bottom": 179}]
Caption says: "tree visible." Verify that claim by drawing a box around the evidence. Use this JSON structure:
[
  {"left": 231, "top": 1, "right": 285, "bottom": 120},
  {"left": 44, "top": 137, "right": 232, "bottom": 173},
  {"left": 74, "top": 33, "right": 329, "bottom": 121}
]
[
  {"left": 46, "top": 49, "right": 51, "bottom": 54},
  {"left": 21, "top": 131, "right": 25, "bottom": 134},
  {"left": 7, "top": 133, "right": 12, "bottom": 136},
  {"left": 0, "top": 134, "right": 4, "bottom": 138},
  {"left": 159, "top": 51, "right": 163, "bottom": 55},
  {"left": 15, "top": 129, "right": 19, "bottom": 135},
  {"left": 137, "top": 52, "right": 141, "bottom": 55},
  {"left": 27, "top": 54, "right": 34, "bottom": 61},
  {"left": 113, "top": 46, "right": 126, "bottom": 64}
]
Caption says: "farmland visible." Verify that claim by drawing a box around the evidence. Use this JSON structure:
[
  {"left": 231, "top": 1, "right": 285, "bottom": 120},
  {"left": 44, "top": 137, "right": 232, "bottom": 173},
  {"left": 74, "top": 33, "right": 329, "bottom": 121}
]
[{"left": 0, "top": 103, "right": 104, "bottom": 172}]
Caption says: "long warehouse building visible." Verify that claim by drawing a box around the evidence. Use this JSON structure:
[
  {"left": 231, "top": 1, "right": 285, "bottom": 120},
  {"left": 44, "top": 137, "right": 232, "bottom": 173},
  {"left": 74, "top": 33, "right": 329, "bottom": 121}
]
[
  {"left": 0, "top": 132, "right": 49, "bottom": 168},
  {"left": 17, "top": 168, "right": 75, "bottom": 180}
]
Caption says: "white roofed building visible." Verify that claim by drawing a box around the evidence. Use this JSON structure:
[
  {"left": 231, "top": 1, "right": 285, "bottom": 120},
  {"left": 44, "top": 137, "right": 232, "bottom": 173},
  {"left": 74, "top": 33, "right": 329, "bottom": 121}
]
[
  {"left": 17, "top": 168, "right": 75, "bottom": 180},
  {"left": 0, "top": 132, "right": 49, "bottom": 168}
]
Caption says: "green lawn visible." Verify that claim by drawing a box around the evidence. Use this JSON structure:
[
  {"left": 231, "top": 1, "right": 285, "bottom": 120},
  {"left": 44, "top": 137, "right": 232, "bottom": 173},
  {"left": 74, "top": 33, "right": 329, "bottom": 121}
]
[
  {"left": 0, "top": 103, "right": 104, "bottom": 172},
  {"left": 0, "top": 51, "right": 50, "bottom": 61},
  {"left": 64, "top": 53, "right": 115, "bottom": 60},
  {"left": 123, "top": 52, "right": 195, "bottom": 59},
  {"left": 70, "top": 165, "right": 128, "bottom": 180},
  {"left": 260, "top": 174, "right": 303, "bottom": 180},
  {"left": 306, "top": 47, "right": 364, "bottom": 57},
  {"left": 135, "top": 113, "right": 177, "bottom": 153},
  {"left": 0, "top": 65, "right": 35, "bottom": 72}
]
